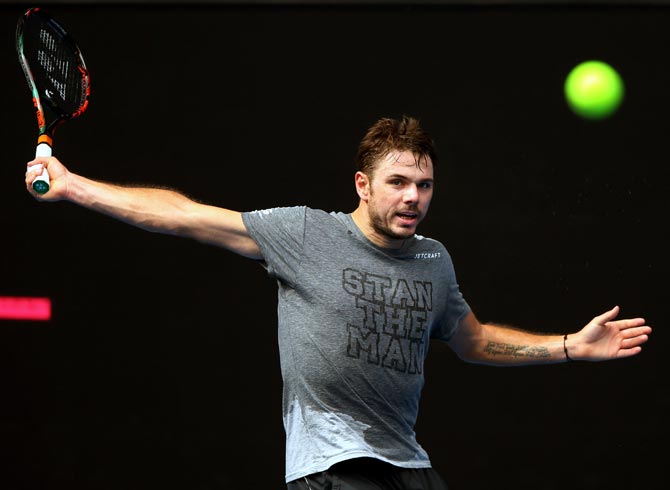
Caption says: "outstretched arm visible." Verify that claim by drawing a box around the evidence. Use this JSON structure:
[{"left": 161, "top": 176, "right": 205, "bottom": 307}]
[
  {"left": 448, "top": 306, "right": 651, "bottom": 365},
  {"left": 25, "top": 156, "right": 262, "bottom": 259}
]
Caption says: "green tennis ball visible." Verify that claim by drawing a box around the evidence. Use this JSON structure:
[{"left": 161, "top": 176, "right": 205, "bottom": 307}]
[{"left": 564, "top": 60, "right": 625, "bottom": 120}]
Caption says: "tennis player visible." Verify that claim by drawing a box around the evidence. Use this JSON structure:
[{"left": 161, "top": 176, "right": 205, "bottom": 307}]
[{"left": 25, "top": 116, "right": 652, "bottom": 489}]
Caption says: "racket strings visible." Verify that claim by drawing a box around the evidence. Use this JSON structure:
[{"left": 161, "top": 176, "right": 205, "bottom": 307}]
[
  {"left": 22, "top": 20, "right": 89, "bottom": 117},
  {"left": 37, "top": 29, "right": 70, "bottom": 100}
]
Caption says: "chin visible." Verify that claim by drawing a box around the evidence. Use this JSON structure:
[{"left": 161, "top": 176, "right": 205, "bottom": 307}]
[{"left": 392, "top": 227, "right": 416, "bottom": 239}]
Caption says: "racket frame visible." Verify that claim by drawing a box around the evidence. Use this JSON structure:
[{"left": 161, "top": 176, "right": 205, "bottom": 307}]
[{"left": 16, "top": 7, "right": 91, "bottom": 194}]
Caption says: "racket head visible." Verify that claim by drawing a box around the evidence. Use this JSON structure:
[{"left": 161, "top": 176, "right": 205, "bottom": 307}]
[{"left": 16, "top": 7, "right": 91, "bottom": 142}]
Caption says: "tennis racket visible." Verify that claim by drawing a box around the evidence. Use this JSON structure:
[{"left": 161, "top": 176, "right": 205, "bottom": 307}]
[{"left": 16, "top": 7, "right": 91, "bottom": 195}]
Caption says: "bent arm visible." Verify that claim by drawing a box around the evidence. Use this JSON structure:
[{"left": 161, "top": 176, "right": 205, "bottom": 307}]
[
  {"left": 26, "top": 157, "right": 262, "bottom": 259},
  {"left": 448, "top": 306, "right": 651, "bottom": 366}
]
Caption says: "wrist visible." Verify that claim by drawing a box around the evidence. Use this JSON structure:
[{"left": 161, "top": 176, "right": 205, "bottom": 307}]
[{"left": 563, "top": 333, "right": 573, "bottom": 362}]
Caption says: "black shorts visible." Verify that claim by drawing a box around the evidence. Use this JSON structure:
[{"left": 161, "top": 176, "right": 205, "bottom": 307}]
[{"left": 287, "top": 458, "right": 449, "bottom": 490}]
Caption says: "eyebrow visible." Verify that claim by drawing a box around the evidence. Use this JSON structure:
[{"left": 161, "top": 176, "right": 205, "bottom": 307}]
[{"left": 386, "top": 174, "right": 434, "bottom": 183}]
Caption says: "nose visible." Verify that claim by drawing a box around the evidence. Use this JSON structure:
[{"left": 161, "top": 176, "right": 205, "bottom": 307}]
[{"left": 403, "top": 184, "right": 419, "bottom": 203}]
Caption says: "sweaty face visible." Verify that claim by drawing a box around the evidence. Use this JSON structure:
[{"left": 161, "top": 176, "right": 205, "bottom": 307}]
[{"left": 361, "top": 150, "right": 434, "bottom": 248}]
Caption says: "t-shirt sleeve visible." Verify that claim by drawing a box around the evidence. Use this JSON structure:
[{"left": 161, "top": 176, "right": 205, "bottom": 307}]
[
  {"left": 430, "top": 249, "right": 471, "bottom": 342},
  {"left": 241, "top": 206, "right": 306, "bottom": 285}
]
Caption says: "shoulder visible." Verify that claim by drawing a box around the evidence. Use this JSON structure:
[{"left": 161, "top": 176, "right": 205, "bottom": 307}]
[
  {"left": 412, "top": 234, "right": 449, "bottom": 253},
  {"left": 242, "top": 206, "right": 347, "bottom": 234},
  {"left": 244, "top": 205, "right": 306, "bottom": 218}
]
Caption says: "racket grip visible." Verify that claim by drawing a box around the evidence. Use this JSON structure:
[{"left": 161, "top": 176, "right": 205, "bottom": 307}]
[{"left": 33, "top": 141, "right": 52, "bottom": 194}]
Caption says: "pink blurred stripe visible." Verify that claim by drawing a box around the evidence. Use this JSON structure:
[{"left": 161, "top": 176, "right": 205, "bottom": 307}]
[{"left": 0, "top": 296, "right": 52, "bottom": 321}]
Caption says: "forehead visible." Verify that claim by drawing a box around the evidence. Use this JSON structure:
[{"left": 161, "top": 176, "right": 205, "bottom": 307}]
[{"left": 374, "top": 150, "right": 434, "bottom": 177}]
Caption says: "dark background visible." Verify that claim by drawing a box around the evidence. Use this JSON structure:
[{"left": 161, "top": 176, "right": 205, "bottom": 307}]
[{"left": 0, "top": 2, "right": 666, "bottom": 489}]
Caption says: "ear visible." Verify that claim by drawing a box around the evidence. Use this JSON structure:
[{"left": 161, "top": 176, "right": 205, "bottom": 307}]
[{"left": 354, "top": 171, "right": 370, "bottom": 201}]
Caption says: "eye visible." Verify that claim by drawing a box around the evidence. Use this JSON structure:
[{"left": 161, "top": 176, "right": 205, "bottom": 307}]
[
  {"left": 390, "top": 179, "right": 402, "bottom": 186},
  {"left": 419, "top": 182, "right": 433, "bottom": 190}
]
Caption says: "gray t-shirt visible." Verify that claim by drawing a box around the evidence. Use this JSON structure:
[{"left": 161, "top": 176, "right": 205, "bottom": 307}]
[{"left": 241, "top": 207, "right": 471, "bottom": 483}]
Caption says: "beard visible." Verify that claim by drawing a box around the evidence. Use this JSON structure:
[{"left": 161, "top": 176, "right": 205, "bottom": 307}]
[{"left": 368, "top": 206, "right": 417, "bottom": 241}]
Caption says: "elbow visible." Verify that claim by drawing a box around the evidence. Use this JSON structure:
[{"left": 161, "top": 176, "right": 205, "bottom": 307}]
[{"left": 453, "top": 346, "right": 483, "bottom": 364}]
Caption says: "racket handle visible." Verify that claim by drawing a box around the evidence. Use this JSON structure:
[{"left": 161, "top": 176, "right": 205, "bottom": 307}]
[{"left": 33, "top": 141, "right": 52, "bottom": 194}]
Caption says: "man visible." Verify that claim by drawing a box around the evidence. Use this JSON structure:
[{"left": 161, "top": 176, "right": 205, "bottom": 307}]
[{"left": 25, "top": 116, "right": 651, "bottom": 490}]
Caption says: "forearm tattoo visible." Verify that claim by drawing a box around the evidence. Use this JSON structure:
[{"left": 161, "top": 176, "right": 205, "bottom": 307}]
[{"left": 484, "top": 341, "right": 551, "bottom": 359}]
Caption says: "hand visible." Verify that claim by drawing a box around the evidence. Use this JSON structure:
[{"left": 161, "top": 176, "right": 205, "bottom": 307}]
[
  {"left": 25, "top": 156, "right": 70, "bottom": 201},
  {"left": 571, "top": 305, "right": 652, "bottom": 361}
]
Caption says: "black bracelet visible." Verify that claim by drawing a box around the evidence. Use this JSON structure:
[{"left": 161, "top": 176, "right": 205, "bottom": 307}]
[{"left": 563, "top": 333, "right": 572, "bottom": 362}]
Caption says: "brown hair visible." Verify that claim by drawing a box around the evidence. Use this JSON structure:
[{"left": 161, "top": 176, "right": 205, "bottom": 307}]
[{"left": 355, "top": 115, "right": 437, "bottom": 177}]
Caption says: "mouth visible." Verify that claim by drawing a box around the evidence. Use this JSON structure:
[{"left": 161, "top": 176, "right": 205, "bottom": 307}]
[{"left": 395, "top": 210, "right": 420, "bottom": 225}]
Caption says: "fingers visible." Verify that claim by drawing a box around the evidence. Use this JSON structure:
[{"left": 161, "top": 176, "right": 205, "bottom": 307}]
[
  {"left": 615, "top": 320, "right": 652, "bottom": 359},
  {"left": 606, "top": 317, "right": 648, "bottom": 331},
  {"left": 27, "top": 156, "right": 51, "bottom": 171},
  {"left": 26, "top": 162, "right": 45, "bottom": 176},
  {"left": 26, "top": 157, "right": 50, "bottom": 182},
  {"left": 621, "top": 330, "right": 651, "bottom": 349},
  {"left": 25, "top": 162, "right": 45, "bottom": 188},
  {"left": 620, "top": 324, "right": 652, "bottom": 339},
  {"left": 593, "top": 305, "right": 620, "bottom": 325},
  {"left": 25, "top": 157, "right": 58, "bottom": 200},
  {"left": 595, "top": 306, "right": 650, "bottom": 333},
  {"left": 616, "top": 346, "right": 643, "bottom": 359}
]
